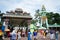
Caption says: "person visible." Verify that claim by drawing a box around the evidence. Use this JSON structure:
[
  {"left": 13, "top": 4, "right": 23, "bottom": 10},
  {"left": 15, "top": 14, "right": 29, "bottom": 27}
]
[
  {"left": 17, "top": 30, "right": 21, "bottom": 40},
  {"left": 55, "top": 31, "right": 59, "bottom": 40},
  {"left": 1, "top": 25, "right": 5, "bottom": 32},
  {"left": 7, "top": 26, "right": 10, "bottom": 37},
  {"left": 50, "top": 32, "right": 55, "bottom": 40},
  {"left": 22, "top": 30, "right": 25, "bottom": 37},
  {"left": 43, "top": 31, "right": 46, "bottom": 38},
  {"left": 46, "top": 32, "right": 50, "bottom": 39},
  {"left": 7, "top": 31, "right": 10, "bottom": 37},
  {"left": 11, "top": 30, "right": 17, "bottom": 40},
  {"left": 10, "top": 27, "right": 14, "bottom": 32},
  {"left": 10, "top": 32, "right": 12, "bottom": 40},
  {"left": 33, "top": 30, "right": 37, "bottom": 40},
  {"left": 28, "top": 29, "right": 32, "bottom": 40},
  {"left": 26, "top": 27, "right": 28, "bottom": 37},
  {"left": 45, "top": 30, "right": 48, "bottom": 36},
  {"left": 0, "top": 30, "right": 3, "bottom": 40},
  {"left": 0, "top": 24, "right": 4, "bottom": 40}
]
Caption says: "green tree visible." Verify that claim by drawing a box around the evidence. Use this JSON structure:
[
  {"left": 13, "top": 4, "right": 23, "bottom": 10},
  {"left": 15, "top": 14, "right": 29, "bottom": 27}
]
[
  {"left": 46, "top": 12, "right": 60, "bottom": 25},
  {"left": 53, "top": 13, "right": 60, "bottom": 24},
  {"left": 35, "top": 9, "right": 40, "bottom": 19},
  {"left": 31, "top": 19, "right": 37, "bottom": 24},
  {"left": 46, "top": 12, "right": 54, "bottom": 24}
]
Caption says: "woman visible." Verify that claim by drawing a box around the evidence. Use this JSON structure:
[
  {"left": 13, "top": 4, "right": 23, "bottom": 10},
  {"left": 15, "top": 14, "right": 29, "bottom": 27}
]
[
  {"left": 11, "top": 30, "right": 17, "bottom": 40},
  {"left": 17, "top": 30, "right": 21, "bottom": 40}
]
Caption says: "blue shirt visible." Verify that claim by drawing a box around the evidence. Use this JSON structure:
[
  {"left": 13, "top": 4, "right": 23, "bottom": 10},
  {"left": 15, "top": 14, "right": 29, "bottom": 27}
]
[
  {"left": 28, "top": 32, "right": 31, "bottom": 37},
  {"left": 28, "top": 32, "right": 31, "bottom": 40},
  {"left": 11, "top": 33, "right": 16, "bottom": 39},
  {"left": 1, "top": 26, "right": 5, "bottom": 32},
  {"left": 33, "top": 32, "right": 37, "bottom": 36}
]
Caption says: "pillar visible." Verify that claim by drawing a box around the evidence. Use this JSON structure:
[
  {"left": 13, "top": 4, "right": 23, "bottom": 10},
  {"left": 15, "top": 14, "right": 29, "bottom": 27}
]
[
  {"left": 40, "top": 18, "right": 42, "bottom": 28},
  {"left": 46, "top": 18, "right": 49, "bottom": 29},
  {"left": 27, "top": 20, "right": 31, "bottom": 29}
]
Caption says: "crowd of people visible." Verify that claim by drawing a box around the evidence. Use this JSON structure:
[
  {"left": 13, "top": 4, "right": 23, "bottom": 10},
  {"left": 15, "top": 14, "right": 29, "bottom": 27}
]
[
  {"left": 28, "top": 29, "right": 59, "bottom": 40},
  {"left": 0, "top": 25, "right": 60, "bottom": 40}
]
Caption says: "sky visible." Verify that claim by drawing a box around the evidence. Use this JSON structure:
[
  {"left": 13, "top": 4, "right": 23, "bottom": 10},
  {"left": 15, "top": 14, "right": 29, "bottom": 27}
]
[{"left": 0, "top": 0, "right": 60, "bottom": 18}]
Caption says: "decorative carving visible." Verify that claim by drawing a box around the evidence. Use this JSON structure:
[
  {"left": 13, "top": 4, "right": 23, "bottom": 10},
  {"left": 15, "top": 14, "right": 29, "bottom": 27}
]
[
  {"left": 15, "top": 8, "right": 23, "bottom": 13},
  {"left": 6, "top": 8, "right": 30, "bottom": 16}
]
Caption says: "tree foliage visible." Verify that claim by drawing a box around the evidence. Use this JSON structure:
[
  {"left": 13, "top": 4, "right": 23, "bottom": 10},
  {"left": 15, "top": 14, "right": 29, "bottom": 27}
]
[
  {"left": 46, "top": 12, "right": 60, "bottom": 25},
  {"left": 32, "top": 9, "right": 60, "bottom": 25}
]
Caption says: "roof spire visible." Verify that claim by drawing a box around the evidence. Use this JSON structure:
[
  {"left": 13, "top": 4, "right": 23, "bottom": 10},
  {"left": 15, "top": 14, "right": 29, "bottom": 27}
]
[{"left": 41, "top": 5, "right": 46, "bottom": 11}]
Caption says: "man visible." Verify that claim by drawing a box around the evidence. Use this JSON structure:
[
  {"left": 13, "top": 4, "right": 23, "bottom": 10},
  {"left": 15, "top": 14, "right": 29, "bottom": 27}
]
[
  {"left": 33, "top": 30, "right": 37, "bottom": 40},
  {"left": 55, "top": 31, "right": 59, "bottom": 40},
  {"left": 50, "top": 32, "right": 55, "bottom": 40}
]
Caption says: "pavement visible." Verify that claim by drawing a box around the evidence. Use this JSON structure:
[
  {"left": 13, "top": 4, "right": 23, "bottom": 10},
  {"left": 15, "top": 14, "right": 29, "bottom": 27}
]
[
  {"left": 3, "top": 37, "right": 50, "bottom": 40},
  {"left": 4, "top": 34, "right": 60, "bottom": 40}
]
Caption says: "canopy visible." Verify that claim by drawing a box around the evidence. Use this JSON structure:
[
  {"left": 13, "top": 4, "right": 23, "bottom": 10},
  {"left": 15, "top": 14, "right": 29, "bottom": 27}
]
[
  {"left": 49, "top": 23, "right": 60, "bottom": 27},
  {"left": 38, "top": 27, "right": 46, "bottom": 29}
]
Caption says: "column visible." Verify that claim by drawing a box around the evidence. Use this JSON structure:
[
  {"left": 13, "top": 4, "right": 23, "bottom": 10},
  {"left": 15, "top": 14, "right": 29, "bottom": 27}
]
[
  {"left": 40, "top": 18, "right": 42, "bottom": 28},
  {"left": 46, "top": 18, "right": 49, "bottom": 29},
  {"left": 27, "top": 20, "right": 31, "bottom": 29},
  {"left": 0, "top": 16, "right": 1, "bottom": 22}
]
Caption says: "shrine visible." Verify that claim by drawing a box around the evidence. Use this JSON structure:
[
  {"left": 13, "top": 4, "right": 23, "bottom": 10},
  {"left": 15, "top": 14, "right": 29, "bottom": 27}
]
[
  {"left": 36, "top": 5, "right": 60, "bottom": 30},
  {"left": 1, "top": 8, "right": 32, "bottom": 29},
  {"left": 36, "top": 5, "right": 49, "bottom": 29}
]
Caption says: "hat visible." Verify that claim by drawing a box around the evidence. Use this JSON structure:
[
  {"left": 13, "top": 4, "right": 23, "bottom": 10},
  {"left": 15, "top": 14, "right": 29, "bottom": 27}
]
[{"left": 5, "top": 29, "right": 10, "bottom": 31}]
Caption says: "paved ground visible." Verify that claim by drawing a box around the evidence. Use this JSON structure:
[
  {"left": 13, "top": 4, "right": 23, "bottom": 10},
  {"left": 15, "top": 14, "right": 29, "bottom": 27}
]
[
  {"left": 4, "top": 34, "right": 60, "bottom": 40},
  {"left": 3, "top": 37, "right": 60, "bottom": 40},
  {"left": 3, "top": 37, "right": 51, "bottom": 40},
  {"left": 4, "top": 37, "right": 27, "bottom": 40}
]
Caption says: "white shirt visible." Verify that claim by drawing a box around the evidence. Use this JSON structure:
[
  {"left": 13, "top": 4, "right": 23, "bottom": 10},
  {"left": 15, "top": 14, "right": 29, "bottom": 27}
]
[
  {"left": 18, "top": 32, "right": 21, "bottom": 39},
  {"left": 50, "top": 33, "right": 55, "bottom": 39}
]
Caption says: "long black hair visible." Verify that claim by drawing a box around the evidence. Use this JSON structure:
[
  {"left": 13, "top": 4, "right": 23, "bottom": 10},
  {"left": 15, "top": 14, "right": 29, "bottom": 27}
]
[{"left": 28, "top": 29, "right": 30, "bottom": 32}]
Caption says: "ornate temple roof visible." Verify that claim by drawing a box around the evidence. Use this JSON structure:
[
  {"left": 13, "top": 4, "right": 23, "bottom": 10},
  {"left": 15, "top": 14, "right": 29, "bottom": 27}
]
[{"left": 2, "top": 8, "right": 32, "bottom": 19}]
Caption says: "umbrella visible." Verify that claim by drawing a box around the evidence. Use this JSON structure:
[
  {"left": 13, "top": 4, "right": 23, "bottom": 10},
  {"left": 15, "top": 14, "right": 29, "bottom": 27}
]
[{"left": 5, "top": 29, "right": 10, "bottom": 31}]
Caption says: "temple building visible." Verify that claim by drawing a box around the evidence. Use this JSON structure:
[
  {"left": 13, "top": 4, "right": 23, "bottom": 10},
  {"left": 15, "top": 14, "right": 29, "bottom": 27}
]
[{"left": 1, "top": 8, "right": 32, "bottom": 29}]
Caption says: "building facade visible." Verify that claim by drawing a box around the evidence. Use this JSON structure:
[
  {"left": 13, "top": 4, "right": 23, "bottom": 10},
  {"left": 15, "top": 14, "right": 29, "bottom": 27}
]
[{"left": 1, "top": 8, "right": 32, "bottom": 29}]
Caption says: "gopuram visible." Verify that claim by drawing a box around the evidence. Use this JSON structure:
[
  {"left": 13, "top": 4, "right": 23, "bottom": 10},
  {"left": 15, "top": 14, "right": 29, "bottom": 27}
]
[
  {"left": 36, "top": 5, "right": 49, "bottom": 29},
  {"left": 36, "top": 5, "right": 60, "bottom": 30}
]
